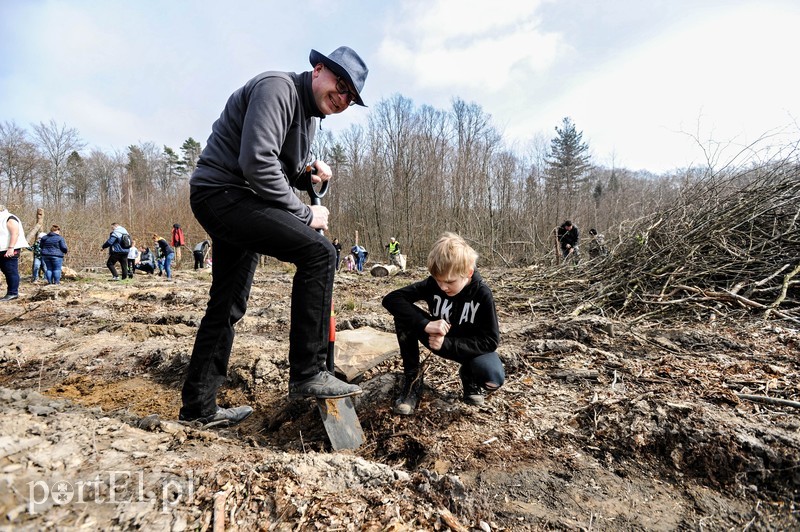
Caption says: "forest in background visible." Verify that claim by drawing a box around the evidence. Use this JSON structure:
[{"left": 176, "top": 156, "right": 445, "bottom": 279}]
[{"left": 1, "top": 94, "right": 798, "bottom": 270}]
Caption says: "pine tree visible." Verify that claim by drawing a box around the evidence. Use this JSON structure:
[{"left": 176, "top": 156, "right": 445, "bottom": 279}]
[
  {"left": 180, "top": 138, "right": 202, "bottom": 177},
  {"left": 545, "top": 117, "right": 591, "bottom": 197}
]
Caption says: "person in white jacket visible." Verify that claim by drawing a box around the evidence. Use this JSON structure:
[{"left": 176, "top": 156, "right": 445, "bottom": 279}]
[{"left": 0, "top": 204, "right": 29, "bottom": 301}]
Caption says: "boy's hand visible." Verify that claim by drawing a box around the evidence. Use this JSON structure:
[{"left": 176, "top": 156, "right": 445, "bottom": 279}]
[
  {"left": 425, "top": 320, "right": 450, "bottom": 336},
  {"left": 425, "top": 320, "right": 449, "bottom": 352},
  {"left": 428, "top": 334, "right": 444, "bottom": 351}
]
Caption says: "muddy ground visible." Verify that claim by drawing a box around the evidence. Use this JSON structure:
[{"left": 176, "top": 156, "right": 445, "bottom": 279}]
[{"left": 0, "top": 264, "right": 798, "bottom": 531}]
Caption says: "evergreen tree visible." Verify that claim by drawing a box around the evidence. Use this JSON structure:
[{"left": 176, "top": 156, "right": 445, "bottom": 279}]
[
  {"left": 180, "top": 137, "right": 202, "bottom": 177},
  {"left": 162, "top": 146, "right": 181, "bottom": 190},
  {"left": 545, "top": 117, "right": 591, "bottom": 197},
  {"left": 65, "top": 150, "right": 90, "bottom": 206}
]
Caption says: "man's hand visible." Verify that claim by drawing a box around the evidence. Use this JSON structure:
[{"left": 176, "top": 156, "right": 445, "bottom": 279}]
[
  {"left": 309, "top": 205, "right": 329, "bottom": 231},
  {"left": 309, "top": 160, "right": 332, "bottom": 184}
]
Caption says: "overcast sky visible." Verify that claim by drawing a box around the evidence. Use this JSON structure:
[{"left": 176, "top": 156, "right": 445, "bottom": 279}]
[{"left": 1, "top": 0, "right": 798, "bottom": 173}]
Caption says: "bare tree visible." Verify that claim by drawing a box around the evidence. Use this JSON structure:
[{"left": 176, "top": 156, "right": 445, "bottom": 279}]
[
  {"left": 85, "top": 149, "right": 125, "bottom": 213},
  {"left": 0, "top": 121, "right": 41, "bottom": 204},
  {"left": 31, "top": 120, "right": 85, "bottom": 208}
]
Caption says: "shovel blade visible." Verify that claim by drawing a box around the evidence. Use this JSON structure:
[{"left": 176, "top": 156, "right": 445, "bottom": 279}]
[{"left": 316, "top": 396, "right": 364, "bottom": 451}]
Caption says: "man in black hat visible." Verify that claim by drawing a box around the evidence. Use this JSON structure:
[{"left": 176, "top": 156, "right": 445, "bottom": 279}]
[{"left": 179, "top": 46, "right": 369, "bottom": 427}]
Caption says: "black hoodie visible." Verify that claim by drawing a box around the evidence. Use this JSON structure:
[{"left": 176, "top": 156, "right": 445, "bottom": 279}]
[{"left": 382, "top": 270, "right": 500, "bottom": 361}]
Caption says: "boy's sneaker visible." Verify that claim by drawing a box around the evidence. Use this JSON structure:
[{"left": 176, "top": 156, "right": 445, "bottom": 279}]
[
  {"left": 288, "top": 371, "right": 362, "bottom": 399},
  {"left": 393, "top": 373, "right": 423, "bottom": 416},
  {"left": 110, "top": 276, "right": 120, "bottom": 281},
  {"left": 459, "top": 365, "right": 487, "bottom": 406}
]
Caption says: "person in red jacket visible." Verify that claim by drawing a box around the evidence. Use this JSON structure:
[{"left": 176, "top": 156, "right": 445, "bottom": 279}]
[{"left": 171, "top": 223, "right": 185, "bottom": 267}]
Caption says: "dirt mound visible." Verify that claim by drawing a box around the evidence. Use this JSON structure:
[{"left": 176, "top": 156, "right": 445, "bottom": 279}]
[{"left": 0, "top": 268, "right": 798, "bottom": 530}]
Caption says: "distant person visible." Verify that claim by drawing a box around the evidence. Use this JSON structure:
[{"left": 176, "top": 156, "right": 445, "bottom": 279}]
[
  {"left": 136, "top": 247, "right": 157, "bottom": 275},
  {"left": 39, "top": 225, "right": 68, "bottom": 285},
  {"left": 332, "top": 238, "right": 343, "bottom": 270},
  {"left": 351, "top": 244, "right": 367, "bottom": 272},
  {"left": 152, "top": 234, "right": 175, "bottom": 279},
  {"left": 0, "top": 204, "right": 29, "bottom": 301},
  {"left": 126, "top": 239, "right": 140, "bottom": 279},
  {"left": 587, "top": 228, "right": 608, "bottom": 259},
  {"left": 382, "top": 232, "right": 504, "bottom": 416},
  {"left": 101, "top": 223, "right": 131, "bottom": 280},
  {"left": 556, "top": 220, "right": 580, "bottom": 264},
  {"left": 342, "top": 253, "right": 356, "bottom": 272},
  {"left": 29, "top": 232, "right": 47, "bottom": 283},
  {"left": 171, "top": 223, "right": 185, "bottom": 267},
  {"left": 385, "top": 236, "right": 406, "bottom": 272},
  {"left": 179, "top": 46, "right": 369, "bottom": 428},
  {"left": 193, "top": 239, "right": 211, "bottom": 270}
]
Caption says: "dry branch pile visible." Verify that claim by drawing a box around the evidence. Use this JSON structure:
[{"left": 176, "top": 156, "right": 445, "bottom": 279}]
[{"left": 515, "top": 164, "right": 800, "bottom": 323}]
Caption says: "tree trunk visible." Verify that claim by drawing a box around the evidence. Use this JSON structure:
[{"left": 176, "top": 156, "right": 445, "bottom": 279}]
[{"left": 26, "top": 208, "right": 45, "bottom": 242}]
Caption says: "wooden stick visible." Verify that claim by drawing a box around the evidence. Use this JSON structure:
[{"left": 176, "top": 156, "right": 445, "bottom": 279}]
[
  {"left": 212, "top": 490, "right": 228, "bottom": 532},
  {"left": 736, "top": 393, "right": 800, "bottom": 410}
]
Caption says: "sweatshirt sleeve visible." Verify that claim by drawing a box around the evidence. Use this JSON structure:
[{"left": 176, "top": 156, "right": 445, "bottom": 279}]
[
  {"left": 238, "top": 77, "right": 312, "bottom": 224},
  {"left": 382, "top": 279, "right": 434, "bottom": 333}
]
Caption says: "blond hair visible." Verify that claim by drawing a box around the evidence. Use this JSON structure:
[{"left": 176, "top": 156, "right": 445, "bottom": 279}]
[{"left": 426, "top": 232, "right": 478, "bottom": 278}]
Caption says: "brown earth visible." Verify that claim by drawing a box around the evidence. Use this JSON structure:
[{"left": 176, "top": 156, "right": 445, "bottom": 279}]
[{"left": 0, "top": 264, "right": 798, "bottom": 530}]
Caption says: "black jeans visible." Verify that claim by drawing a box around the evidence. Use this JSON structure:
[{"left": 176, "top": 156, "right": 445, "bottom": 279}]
[
  {"left": 180, "top": 186, "right": 336, "bottom": 419},
  {"left": 107, "top": 252, "right": 129, "bottom": 278},
  {"left": 394, "top": 319, "right": 506, "bottom": 387},
  {"left": 193, "top": 250, "right": 204, "bottom": 269}
]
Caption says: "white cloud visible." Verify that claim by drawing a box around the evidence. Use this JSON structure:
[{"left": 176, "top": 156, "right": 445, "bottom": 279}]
[
  {"left": 504, "top": 3, "right": 800, "bottom": 171},
  {"left": 378, "top": 0, "right": 563, "bottom": 91}
]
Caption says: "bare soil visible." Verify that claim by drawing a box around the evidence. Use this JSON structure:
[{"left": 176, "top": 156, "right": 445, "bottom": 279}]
[{"left": 0, "top": 265, "right": 798, "bottom": 531}]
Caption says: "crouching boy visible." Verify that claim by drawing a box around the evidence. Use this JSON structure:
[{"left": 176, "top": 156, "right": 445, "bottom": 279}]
[{"left": 382, "top": 232, "right": 505, "bottom": 415}]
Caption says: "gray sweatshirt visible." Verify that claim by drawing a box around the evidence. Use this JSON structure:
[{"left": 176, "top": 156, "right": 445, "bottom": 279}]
[{"left": 190, "top": 70, "right": 322, "bottom": 225}]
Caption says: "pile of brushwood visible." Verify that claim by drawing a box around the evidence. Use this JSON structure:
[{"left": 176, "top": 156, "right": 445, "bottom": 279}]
[{"left": 520, "top": 161, "right": 800, "bottom": 323}]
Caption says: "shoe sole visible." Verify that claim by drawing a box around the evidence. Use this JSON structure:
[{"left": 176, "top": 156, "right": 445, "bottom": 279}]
[{"left": 288, "top": 389, "right": 363, "bottom": 400}]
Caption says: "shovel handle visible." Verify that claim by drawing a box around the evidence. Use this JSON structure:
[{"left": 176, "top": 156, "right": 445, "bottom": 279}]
[
  {"left": 305, "top": 165, "right": 329, "bottom": 207},
  {"left": 305, "top": 164, "right": 335, "bottom": 373}
]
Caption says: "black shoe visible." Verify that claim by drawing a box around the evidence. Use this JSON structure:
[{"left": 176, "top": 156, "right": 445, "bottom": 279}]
[
  {"left": 393, "top": 373, "right": 423, "bottom": 416},
  {"left": 0, "top": 294, "right": 19, "bottom": 302},
  {"left": 179, "top": 405, "right": 253, "bottom": 428},
  {"left": 459, "top": 365, "right": 487, "bottom": 406},
  {"left": 288, "top": 371, "right": 362, "bottom": 399}
]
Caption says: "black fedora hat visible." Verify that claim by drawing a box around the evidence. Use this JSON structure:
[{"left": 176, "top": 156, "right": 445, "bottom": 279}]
[{"left": 309, "top": 46, "right": 368, "bottom": 107}]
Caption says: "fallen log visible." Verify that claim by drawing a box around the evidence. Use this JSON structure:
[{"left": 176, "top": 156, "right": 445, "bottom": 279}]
[{"left": 370, "top": 264, "right": 400, "bottom": 277}]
